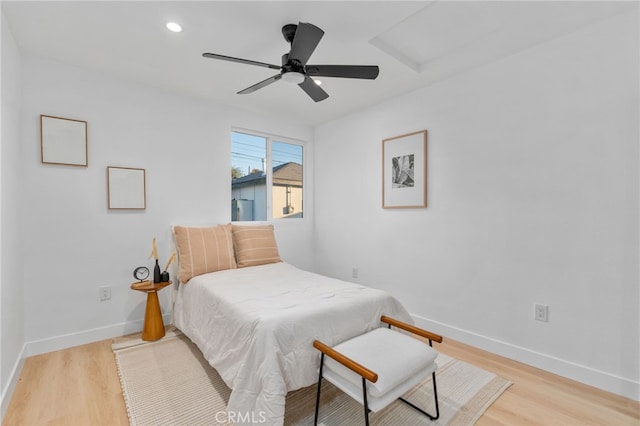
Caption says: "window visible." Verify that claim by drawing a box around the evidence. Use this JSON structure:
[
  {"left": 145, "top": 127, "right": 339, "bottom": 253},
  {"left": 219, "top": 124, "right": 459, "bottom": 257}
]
[{"left": 231, "top": 130, "right": 304, "bottom": 221}]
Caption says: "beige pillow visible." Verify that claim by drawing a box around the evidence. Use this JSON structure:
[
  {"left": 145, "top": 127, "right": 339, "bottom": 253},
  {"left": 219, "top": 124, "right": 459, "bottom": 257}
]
[
  {"left": 232, "top": 224, "right": 282, "bottom": 268},
  {"left": 174, "top": 224, "right": 237, "bottom": 283}
]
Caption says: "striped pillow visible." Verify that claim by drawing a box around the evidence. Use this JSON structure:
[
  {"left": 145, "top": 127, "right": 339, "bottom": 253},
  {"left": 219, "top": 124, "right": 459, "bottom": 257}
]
[
  {"left": 232, "top": 224, "right": 282, "bottom": 268},
  {"left": 174, "top": 224, "right": 237, "bottom": 283}
]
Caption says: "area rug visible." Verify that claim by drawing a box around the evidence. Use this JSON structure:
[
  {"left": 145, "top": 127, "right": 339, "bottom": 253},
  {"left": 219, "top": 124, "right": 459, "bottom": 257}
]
[{"left": 113, "top": 331, "right": 511, "bottom": 426}]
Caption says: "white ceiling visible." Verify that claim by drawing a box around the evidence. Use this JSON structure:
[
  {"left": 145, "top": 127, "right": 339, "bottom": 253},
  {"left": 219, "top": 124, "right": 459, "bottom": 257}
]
[{"left": 3, "top": 1, "right": 636, "bottom": 126}]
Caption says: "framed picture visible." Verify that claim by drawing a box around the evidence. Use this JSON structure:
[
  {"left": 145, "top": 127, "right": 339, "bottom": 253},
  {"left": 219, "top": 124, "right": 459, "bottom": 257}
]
[
  {"left": 382, "top": 130, "right": 427, "bottom": 208},
  {"left": 40, "top": 115, "right": 88, "bottom": 166},
  {"left": 107, "top": 166, "right": 146, "bottom": 210}
]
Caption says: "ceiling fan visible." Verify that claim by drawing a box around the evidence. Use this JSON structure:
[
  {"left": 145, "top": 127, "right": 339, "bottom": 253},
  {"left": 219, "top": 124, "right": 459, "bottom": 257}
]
[{"left": 202, "top": 22, "right": 379, "bottom": 102}]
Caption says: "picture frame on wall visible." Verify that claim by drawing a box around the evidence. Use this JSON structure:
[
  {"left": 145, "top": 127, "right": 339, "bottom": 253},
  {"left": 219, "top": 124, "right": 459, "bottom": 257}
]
[
  {"left": 40, "top": 115, "right": 88, "bottom": 166},
  {"left": 107, "top": 166, "right": 146, "bottom": 210},
  {"left": 382, "top": 130, "right": 427, "bottom": 208}
]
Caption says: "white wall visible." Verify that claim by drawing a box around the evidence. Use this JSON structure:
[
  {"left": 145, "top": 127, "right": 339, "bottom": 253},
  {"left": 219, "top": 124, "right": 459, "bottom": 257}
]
[
  {"left": 1, "top": 11, "right": 25, "bottom": 417},
  {"left": 314, "top": 10, "right": 639, "bottom": 399},
  {"left": 18, "top": 55, "right": 314, "bottom": 353}
]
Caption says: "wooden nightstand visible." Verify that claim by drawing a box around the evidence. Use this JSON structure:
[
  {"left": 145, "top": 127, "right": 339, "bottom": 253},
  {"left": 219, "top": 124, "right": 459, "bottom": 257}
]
[{"left": 130, "top": 281, "right": 172, "bottom": 341}]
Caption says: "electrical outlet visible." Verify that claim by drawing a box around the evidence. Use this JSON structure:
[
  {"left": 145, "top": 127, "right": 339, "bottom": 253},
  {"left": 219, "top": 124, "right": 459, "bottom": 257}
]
[
  {"left": 99, "top": 286, "right": 112, "bottom": 301},
  {"left": 352, "top": 268, "right": 358, "bottom": 279},
  {"left": 534, "top": 303, "right": 549, "bottom": 322}
]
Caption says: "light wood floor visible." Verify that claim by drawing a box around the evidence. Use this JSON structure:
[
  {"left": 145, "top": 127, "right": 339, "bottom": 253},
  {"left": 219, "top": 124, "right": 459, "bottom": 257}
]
[{"left": 3, "top": 330, "right": 639, "bottom": 426}]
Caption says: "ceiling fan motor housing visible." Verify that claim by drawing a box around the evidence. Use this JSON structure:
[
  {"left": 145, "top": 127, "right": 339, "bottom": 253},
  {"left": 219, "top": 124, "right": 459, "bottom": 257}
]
[
  {"left": 281, "top": 24, "right": 305, "bottom": 82},
  {"left": 281, "top": 24, "right": 298, "bottom": 44},
  {"left": 281, "top": 54, "right": 304, "bottom": 73}
]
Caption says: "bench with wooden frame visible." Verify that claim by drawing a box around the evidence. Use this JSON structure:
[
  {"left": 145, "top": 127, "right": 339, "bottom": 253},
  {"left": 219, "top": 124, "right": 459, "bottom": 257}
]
[{"left": 313, "top": 316, "right": 443, "bottom": 426}]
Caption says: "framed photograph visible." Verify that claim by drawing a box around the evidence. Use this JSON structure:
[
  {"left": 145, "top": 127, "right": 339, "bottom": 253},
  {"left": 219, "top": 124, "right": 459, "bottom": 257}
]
[
  {"left": 382, "top": 130, "right": 427, "bottom": 208},
  {"left": 107, "top": 166, "right": 146, "bottom": 210},
  {"left": 40, "top": 115, "right": 88, "bottom": 166}
]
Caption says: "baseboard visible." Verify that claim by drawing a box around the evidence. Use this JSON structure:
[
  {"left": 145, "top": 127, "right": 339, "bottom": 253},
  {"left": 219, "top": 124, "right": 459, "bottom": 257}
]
[
  {"left": 12, "top": 313, "right": 639, "bottom": 403},
  {"left": 1, "top": 343, "right": 26, "bottom": 421},
  {"left": 25, "top": 313, "right": 173, "bottom": 357},
  {"left": 411, "top": 313, "right": 640, "bottom": 401}
]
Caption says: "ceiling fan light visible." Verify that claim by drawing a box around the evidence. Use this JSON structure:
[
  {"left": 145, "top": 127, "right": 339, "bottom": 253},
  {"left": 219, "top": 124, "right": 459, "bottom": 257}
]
[{"left": 282, "top": 71, "right": 305, "bottom": 85}]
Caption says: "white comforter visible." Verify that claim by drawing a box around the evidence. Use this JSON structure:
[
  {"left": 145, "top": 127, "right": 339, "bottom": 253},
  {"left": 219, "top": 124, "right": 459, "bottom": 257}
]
[{"left": 173, "top": 262, "right": 411, "bottom": 425}]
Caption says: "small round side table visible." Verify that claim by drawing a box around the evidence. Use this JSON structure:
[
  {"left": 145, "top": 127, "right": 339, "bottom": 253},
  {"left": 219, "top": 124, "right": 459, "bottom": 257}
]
[{"left": 130, "top": 281, "right": 172, "bottom": 341}]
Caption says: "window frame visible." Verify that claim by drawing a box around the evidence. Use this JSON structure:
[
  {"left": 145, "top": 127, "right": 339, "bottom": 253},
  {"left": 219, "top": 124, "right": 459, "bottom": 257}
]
[{"left": 231, "top": 128, "right": 306, "bottom": 222}]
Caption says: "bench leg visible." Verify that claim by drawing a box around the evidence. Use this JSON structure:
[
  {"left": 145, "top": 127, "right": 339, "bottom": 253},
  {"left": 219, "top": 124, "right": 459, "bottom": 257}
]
[
  {"left": 314, "top": 353, "right": 324, "bottom": 426},
  {"left": 316, "top": 352, "right": 373, "bottom": 426},
  {"left": 398, "top": 371, "right": 440, "bottom": 420},
  {"left": 362, "top": 377, "right": 370, "bottom": 426},
  {"left": 386, "top": 322, "right": 440, "bottom": 421}
]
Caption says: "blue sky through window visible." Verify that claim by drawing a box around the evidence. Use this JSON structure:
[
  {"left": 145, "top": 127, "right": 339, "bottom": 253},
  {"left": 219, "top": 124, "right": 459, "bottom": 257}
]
[{"left": 232, "top": 131, "right": 302, "bottom": 177}]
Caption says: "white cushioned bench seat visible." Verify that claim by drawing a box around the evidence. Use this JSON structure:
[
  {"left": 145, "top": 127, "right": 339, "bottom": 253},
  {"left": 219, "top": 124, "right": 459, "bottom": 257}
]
[
  {"left": 313, "top": 316, "right": 443, "bottom": 425},
  {"left": 322, "top": 327, "right": 438, "bottom": 412}
]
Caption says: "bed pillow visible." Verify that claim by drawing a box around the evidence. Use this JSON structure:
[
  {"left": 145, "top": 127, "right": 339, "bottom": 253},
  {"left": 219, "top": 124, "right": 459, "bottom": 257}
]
[
  {"left": 232, "top": 224, "right": 282, "bottom": 268},
  {"left": 173, "top": 224, "right": 237, "bottom": 283}
]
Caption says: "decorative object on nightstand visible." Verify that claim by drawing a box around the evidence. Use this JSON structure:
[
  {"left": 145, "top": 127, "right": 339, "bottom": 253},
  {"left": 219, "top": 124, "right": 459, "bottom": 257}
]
[
  {"left": 133, "top": 266, "right": 150, "bottom": 281},
  {"left": 161, "top": 252, "right": 176, "bottom": 282},
  {"left": 149, "top": 237, "right": 162, "bottom": 283},
  {"left": 131, "top": 266, "right": 153, "bottom": 290},
  {"left": 153, "top": 260, "right": 161, "bottom": 283}
]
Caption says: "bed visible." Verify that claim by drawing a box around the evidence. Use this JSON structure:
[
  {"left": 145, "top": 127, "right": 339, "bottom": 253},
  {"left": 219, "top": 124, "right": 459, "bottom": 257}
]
[{"left": 172, "top": 224, "right": 412, "bottom": 425}]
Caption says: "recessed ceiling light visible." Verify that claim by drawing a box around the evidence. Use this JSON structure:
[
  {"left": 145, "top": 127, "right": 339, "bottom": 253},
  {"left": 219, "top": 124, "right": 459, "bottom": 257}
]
[{"left": 166, "top": 22, "right": 182, "bottom": 33}]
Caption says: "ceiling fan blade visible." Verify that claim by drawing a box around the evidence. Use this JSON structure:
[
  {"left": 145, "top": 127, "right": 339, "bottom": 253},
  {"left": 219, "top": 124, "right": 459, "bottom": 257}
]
[
  {"left": 306, "top": 65, "right": 379, "bottom": 80},
  {"left": 238, "top": 74, "right": 282, "bottom": 94},
  {"left": 288, "top": 22, "right": 324, "bottom": 66},
  {"left": 202, "top": 53, "right": 281, "bottom": 70},
  {"left": 298, "top": 77, "right": 329, "bottom": 102}
]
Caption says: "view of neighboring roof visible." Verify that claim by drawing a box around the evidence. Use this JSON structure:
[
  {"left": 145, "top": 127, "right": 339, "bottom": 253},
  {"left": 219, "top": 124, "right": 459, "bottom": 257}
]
[{"left": 232, "top": 162, "right": 302, "bottom": 187}]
